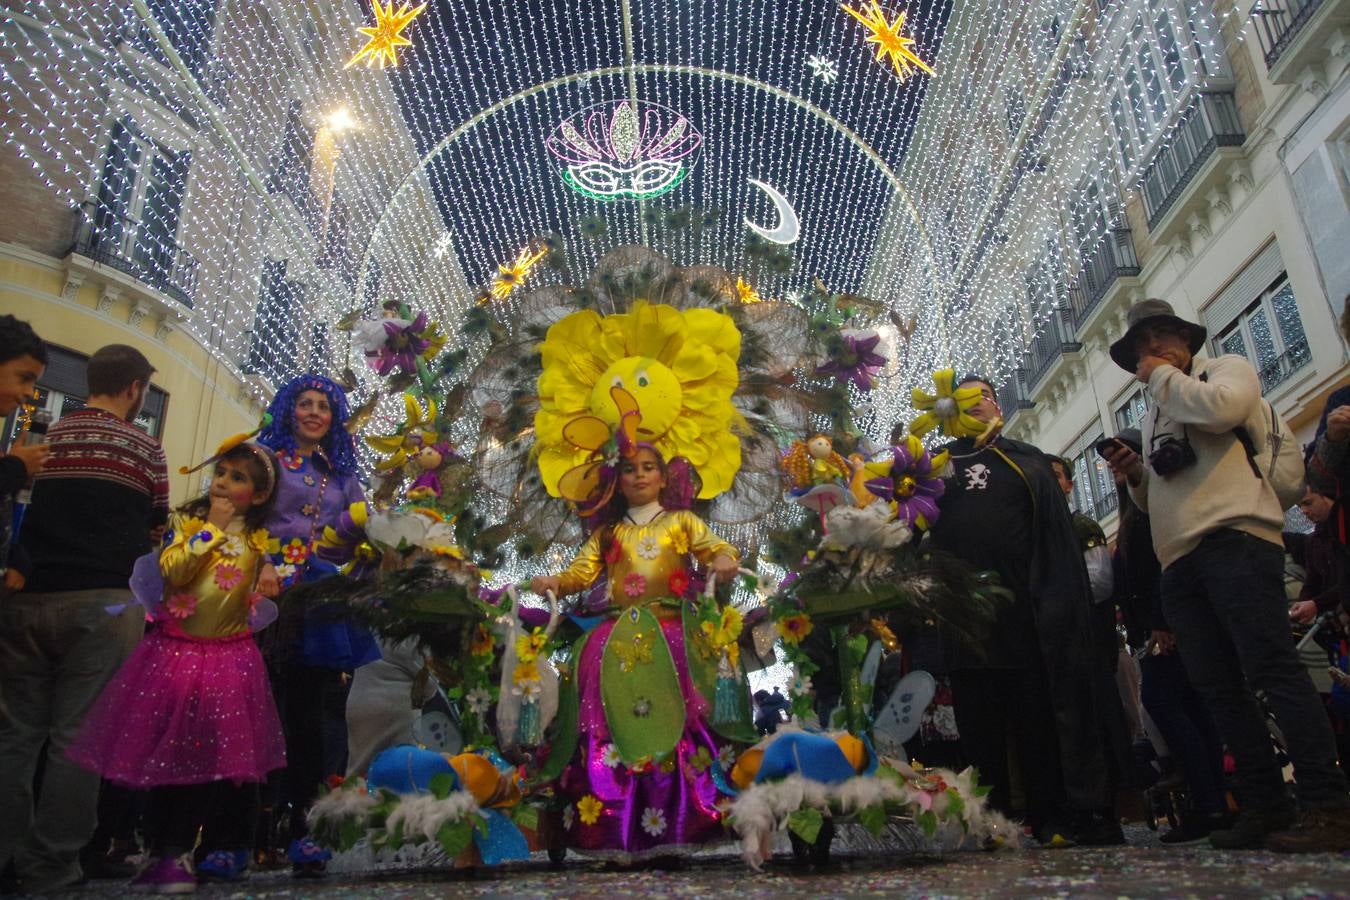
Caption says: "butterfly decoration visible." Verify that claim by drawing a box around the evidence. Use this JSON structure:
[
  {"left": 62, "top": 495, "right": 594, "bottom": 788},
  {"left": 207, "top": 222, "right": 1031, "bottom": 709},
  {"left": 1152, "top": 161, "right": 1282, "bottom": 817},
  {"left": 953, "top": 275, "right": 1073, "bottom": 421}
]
[{"left": 556, "top": 385, "right": 643, "bottom": 517}]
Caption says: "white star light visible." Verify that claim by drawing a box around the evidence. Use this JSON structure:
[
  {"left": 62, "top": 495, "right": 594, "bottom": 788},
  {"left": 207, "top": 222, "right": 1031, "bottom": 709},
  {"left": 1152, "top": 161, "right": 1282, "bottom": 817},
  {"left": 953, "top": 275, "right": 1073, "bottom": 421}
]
[
  {"left": 806, "top": 54, "right": 839, "bottom": 84},
  {"left": 432, "top": 231, "right": 453, "bottom": 259}
]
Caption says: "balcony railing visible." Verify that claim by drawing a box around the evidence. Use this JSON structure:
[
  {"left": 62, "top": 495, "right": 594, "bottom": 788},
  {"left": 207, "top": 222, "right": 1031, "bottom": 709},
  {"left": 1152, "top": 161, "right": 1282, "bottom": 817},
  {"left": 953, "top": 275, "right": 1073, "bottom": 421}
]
[
  {"left": 70, "top": 201, "right": 198, "bottom": 309},
  {"left": 997, "top": 368, "right": 1035, "bottom": 417},
  {"left": 1026, "top": 308, "right": 1083, "bottom": 388},
  {"left": 1257, "top": 338, "right": 1312, "bottom": 393},
  {"left": 1070, "top": 226, "right": 1141, "bottom": 327},
  {"left": 1250, "top": 0, "right": 1325, "bottom": 69},
  {"left": 1141, "top": 92, "right": 1245, "bottom": 230}
]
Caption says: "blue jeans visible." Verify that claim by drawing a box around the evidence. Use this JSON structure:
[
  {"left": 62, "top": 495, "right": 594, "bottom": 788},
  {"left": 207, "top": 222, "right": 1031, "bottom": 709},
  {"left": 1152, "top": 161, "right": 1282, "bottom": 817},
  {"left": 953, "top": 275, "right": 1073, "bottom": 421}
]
[{"left": 1162, "top": 529, "right": 1348, "bottom": 812}]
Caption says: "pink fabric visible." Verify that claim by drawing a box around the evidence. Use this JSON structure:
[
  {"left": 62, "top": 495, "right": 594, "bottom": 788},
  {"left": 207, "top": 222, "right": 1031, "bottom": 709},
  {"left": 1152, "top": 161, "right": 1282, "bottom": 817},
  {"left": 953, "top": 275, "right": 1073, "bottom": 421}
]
[{"left": 68, "top": 626, "right": 285, "bottom": 787}]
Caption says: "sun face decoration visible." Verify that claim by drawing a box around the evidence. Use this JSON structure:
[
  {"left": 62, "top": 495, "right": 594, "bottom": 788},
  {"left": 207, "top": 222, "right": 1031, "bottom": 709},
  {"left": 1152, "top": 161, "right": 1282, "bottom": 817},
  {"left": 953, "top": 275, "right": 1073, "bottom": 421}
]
[{"left": 535, "top": 301, "right": 743, "bottom": 499}]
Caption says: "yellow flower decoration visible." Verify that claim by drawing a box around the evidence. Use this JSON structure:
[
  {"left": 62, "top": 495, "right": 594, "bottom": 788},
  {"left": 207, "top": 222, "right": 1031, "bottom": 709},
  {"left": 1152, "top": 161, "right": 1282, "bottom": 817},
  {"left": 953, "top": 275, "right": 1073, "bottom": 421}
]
[
  {"left": 701, "top": 605, "right": 744, "bottom": 668},
  {"left": 514, "top": 628, "right": 548, "bottom": 663},
  {"left": 512, "top": 659, "right": 540, "bottom": 685},
  {"left": 366, "top": 394, "right": 439, "bottom": 473},
  {"left": 470, "top": 623, "right": 495, "bottom": 657},
  {"left": 909, "top": 368, "right": 984, "bottom": 438},
  {"left": 775, "top": 612, "right": 814, "bottom": 645},
  {"left": 535, "top": 301, "right": 745, "bottom": 499},
  {"left": 666, "top": 526, "right": 690, "bottom": 556},
  {"left": 577, "top": 794, "right": 603, "bottom": 826}
]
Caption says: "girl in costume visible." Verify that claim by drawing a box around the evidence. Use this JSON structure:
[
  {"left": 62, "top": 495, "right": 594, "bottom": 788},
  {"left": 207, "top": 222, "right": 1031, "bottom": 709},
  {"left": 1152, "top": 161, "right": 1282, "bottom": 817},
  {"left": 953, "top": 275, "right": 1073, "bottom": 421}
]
[
  {"left": 67, "top": 442, "right": 285, "bottom": 894},
  {"left": 531, "top": 388, "right": 748, "bottom": 861},
  {"left": 253, "top": 374, "right": 372, "bottom": 875}
]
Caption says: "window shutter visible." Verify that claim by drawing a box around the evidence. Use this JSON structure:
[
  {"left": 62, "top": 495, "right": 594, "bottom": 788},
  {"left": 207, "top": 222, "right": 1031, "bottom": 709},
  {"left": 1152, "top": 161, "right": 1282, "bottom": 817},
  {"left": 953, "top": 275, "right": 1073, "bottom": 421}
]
[{"left": 1202, "top": 241, "right": 1285, "bottom": 338}]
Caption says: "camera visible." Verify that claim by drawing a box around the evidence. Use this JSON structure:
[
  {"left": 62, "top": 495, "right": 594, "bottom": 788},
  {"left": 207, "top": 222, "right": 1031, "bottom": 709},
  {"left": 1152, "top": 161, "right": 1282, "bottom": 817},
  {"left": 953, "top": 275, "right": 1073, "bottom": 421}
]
[{"left": 1148, "top": 434, "right": 1196, "bottom": 477}]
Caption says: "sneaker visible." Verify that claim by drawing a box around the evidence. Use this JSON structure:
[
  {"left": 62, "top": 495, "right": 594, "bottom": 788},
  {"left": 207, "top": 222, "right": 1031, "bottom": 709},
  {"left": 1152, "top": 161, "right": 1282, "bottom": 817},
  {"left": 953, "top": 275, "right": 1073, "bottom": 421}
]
[
  {"left": 286, "top": 838, "right": 330, "bottom": 879},
  {"left": 1160, "top": 813, "right": 1226, "bottom": 845},
  {"left": 129, "top": 854, "right": 196, "bottom": 894},
  {"left": 1033, "top": 822, "right": 1077, "bottom": 849},
  {"left": 1208, "top": 805, "right": 1297, "bottom": 850},
  {"left": 196, "top": 849, "right": 249, "bottom": 882},
  {"left": 1266, "top": 807, "right": 1350, "bottom": 854}
]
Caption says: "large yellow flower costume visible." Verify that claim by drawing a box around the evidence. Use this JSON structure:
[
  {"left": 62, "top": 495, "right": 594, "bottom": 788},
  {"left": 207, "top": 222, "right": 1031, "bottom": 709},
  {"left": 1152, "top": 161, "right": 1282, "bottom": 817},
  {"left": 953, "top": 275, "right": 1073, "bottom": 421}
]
[{"left": 535, "top": 301, "right": 744, "bottom": 498}]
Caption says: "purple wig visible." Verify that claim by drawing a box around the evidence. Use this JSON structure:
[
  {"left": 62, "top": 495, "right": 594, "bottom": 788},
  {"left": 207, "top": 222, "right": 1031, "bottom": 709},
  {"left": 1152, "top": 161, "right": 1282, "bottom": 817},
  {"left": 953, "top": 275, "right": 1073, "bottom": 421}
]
[{"left": 257, "top": 373, "right": 360, "bottom": 478}]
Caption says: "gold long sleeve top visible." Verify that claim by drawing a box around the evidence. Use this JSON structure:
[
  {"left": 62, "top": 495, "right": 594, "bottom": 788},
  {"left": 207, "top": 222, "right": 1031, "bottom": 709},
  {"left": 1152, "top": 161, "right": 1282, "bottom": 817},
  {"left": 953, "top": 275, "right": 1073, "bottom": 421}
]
[
  {"left": 159, "top": 512, "right": 274, "bottom": 638},
  {"left": 556, "top": 508, "right": 738, "bottom": 608}
]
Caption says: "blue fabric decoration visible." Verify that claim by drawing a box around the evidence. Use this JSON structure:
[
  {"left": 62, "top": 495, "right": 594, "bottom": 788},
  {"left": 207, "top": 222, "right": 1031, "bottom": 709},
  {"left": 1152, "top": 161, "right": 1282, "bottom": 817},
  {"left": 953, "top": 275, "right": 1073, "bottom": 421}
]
[
  {"left": 367, "top": 744, "right": 457, "bottom": 794},
  {"left": 472, "top": 808, "right": 529, "bottom": 865},
  {"left": 568, "top": 614, "right": 605, "bottom": 633},
  {"left": 755, "top": 732, "right": 859, "bottom": 786}
]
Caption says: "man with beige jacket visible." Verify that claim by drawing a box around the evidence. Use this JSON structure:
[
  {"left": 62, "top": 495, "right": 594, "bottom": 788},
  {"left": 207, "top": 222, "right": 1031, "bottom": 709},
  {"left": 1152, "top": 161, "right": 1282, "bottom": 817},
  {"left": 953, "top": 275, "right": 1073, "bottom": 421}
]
[{"left": 1101, "top": 298, "right": 1349, "bottom": 853}]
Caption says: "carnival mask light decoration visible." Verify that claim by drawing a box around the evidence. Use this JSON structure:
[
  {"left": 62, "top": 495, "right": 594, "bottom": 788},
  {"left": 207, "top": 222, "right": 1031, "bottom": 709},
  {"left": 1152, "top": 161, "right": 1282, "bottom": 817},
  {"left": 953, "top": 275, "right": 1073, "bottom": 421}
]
[{"left": 545, "top": 100, "right": 704, "bottom": 202}]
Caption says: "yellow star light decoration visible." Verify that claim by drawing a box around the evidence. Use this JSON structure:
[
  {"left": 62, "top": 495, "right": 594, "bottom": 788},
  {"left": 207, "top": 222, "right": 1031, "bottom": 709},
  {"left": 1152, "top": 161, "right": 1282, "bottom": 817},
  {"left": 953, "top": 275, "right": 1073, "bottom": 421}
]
[
  {"left": 735, "top": 277, "right": 763, "bottom": 305},
  {"left": 346, "top": 0, "right": 427, "bottom": 70},
  {"left": 487, "top": 244, "right": 550, "bottom": 302},
  {"left": 841, "top": 1, "right": 936, "bottom": 82}
]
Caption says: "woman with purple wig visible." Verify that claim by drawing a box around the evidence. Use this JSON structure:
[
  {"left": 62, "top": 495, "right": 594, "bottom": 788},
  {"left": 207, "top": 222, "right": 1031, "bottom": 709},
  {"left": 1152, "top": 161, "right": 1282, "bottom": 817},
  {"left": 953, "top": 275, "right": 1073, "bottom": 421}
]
[
  {"left": 249, "top": 374, "right": 373, "bottom": 878},
  {"left": 531, "top": 434, "right": 746, "bottom": 863}
]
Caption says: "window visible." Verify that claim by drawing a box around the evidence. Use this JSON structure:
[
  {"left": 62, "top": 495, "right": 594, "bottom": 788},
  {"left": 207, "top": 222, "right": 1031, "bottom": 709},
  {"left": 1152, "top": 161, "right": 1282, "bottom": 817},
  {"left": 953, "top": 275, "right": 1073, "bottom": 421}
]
[
  {"left": 93, "top": 120, "right": 191, "bottom": 271},
  {"left": 1104, "top": 0, "right": 1208, "bottom": 178},
  {"left": 1060, "top": 424, "right": 1118, "bottom": 521},
  {"left": 1, "top": 346, "right": 168, "bottom": 450},
  {"left": 246, "top": 260, "right": 303, "bottom": 386},
  {"left": 1115, "top": 387, "right": 1150, "bottom": 432},
  {"left": 1214, "top": 275, "right": 1311, "bottom": 393}
]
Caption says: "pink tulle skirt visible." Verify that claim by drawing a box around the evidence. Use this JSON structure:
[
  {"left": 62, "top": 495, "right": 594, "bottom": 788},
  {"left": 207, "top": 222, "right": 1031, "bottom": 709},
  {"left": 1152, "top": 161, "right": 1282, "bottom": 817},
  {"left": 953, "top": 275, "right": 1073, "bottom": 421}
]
[{"left": 68, "top": 625, "right": 286, "bottom": 787}]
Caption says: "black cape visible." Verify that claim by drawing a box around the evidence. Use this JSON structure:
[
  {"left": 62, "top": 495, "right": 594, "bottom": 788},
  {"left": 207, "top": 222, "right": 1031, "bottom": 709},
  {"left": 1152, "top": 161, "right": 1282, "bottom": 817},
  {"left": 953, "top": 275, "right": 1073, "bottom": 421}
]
[{"left": 939, "top": 434, "right": 1109, "bottom": 811}]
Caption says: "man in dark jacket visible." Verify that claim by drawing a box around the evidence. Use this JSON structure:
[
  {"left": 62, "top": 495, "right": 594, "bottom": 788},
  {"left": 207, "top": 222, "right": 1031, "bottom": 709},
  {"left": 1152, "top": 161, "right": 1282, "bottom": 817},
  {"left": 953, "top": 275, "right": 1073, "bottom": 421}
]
[
  {"left": 927, "top": 375, "right": 1114, "bottom": 846},
  {"left": 0, "top": 344, "right": 167, "bottom": 894},
  {"left": 0, "top": 315, "right": 50, "bottom": 583}
]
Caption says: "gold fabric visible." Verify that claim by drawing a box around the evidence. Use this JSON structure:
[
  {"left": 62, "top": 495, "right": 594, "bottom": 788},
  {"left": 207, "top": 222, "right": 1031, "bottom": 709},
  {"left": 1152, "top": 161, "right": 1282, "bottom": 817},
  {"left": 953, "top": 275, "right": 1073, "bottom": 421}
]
[
  {"left": 556, "top": 509, "right": 737, "bottom": 606},
  {"left": 160, "top": 512, "right": 273, "bottom": 638}
]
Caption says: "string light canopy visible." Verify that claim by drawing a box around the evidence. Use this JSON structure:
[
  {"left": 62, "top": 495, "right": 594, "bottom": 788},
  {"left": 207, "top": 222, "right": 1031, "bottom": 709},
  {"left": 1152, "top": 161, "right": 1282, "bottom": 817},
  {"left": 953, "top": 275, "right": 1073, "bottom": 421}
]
[{"left": 0, "top": 0, "right": 1238, "bottom": 458}]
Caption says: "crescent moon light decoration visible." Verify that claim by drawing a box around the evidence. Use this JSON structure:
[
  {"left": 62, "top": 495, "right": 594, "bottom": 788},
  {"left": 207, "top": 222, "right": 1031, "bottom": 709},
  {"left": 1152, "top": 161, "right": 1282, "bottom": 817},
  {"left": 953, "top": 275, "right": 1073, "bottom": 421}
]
[{"left": 744, "top": 178, "right": 801, "bottom": 246}]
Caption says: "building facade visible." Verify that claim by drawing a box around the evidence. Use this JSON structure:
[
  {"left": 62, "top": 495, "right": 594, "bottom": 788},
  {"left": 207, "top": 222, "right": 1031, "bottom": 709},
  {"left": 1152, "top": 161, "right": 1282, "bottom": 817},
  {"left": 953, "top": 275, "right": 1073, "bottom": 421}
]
[
  {"left": 1000, "top": 0, "right": 1350, "bottom": 532},
  {"left": 0, "top": 0, "right": 467, "bottom": 500}
]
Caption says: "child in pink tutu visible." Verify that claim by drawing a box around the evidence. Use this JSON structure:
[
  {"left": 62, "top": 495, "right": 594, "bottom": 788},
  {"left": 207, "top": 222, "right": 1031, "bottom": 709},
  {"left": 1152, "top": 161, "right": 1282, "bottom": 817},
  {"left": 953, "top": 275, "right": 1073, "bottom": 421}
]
[{"left": 68, "top": 441, "right": 286, "bottom": 893}]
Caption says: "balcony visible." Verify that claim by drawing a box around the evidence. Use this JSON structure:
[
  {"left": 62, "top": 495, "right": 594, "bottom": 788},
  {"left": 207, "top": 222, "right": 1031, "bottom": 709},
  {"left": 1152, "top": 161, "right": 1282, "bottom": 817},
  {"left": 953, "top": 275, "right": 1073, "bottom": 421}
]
[
  {"left": 1069, "top": 226, "right": 1141, "bottom": 329},
  {"left": 69, "top": 201, "right": 198, "bottom": 310},
  {"left": 1026, "top": 308, "right": 1083, "bottom": 389},
  {"left": 1141, "top": 92, "right": 1245, "bottom": 231},
  {"left": 996, "top": 368, "right": 1035, "bottom": 423},
  {"left": 1257, "top": 338, "right": 1312, "bottom": 393},
  {"left": 1251, "top": 0, "right": 1327, "bottom": 68}
]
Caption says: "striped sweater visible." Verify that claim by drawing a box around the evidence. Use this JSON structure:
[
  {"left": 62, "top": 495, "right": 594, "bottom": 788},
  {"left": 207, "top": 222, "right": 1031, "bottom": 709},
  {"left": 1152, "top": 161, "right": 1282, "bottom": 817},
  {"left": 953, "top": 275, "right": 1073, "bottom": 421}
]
[{"left": 15, "top": 408, "right": 169, "bottom": 592}]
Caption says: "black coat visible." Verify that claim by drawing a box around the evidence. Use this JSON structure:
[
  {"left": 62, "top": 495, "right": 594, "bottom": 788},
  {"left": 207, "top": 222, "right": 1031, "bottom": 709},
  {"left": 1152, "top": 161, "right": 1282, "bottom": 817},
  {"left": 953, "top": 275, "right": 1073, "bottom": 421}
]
[{"left": 938, "top": 435, "right": 1109, "bottom": 811}]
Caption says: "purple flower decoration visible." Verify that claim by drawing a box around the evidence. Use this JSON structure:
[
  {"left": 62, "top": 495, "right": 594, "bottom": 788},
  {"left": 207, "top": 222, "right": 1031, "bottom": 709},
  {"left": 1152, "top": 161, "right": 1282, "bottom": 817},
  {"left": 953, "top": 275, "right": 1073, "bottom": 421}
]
[
  {"left": 368, "top": 312, "right": 433, "bottom": 377},
  {"left": 815, "top": 330, "right": 887, "bottom": 392},
  {"left": 863, "top": 437, "right": 946, "bottom": 530}
]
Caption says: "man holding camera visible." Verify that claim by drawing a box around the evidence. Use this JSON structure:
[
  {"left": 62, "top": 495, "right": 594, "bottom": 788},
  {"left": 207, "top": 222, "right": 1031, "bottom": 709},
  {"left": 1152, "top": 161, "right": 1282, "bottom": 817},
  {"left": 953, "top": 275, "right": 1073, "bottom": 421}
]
[{"left": 1101, "top": 299, "right": 1349, "bottom": 852}]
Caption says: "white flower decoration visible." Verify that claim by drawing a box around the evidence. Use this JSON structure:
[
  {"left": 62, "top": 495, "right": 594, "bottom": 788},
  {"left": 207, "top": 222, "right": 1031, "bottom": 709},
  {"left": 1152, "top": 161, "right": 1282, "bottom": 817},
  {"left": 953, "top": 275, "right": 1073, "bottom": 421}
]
[
  {"left": 274, "top": 563, "right": 298, "bottom": 582},
  {"left": 512, "top": 679, "right": 543, "bottom": 699},
  {"left": 562, "top": 804, "right": 575, "bottom": 830},
  {"left": 640, "top": 807, "right": 667, "bottom": 837},
  {"left": 636, "top": 534, "right": 661, "bottom": 560},
  {"left": 601, "top": 743, "right": 622, "bottom": 769},
  {"left": 219, "top": 534, "right": 245, "bottom": 557},
  {"left": 465, "top": 687, "right": 492, "bottom": 716},
  {"left": 717, "top": 744, "right": 737, "bottom": 768},
  {"left": 792, "top": 674, "right": 814, "bottom": 696}
]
